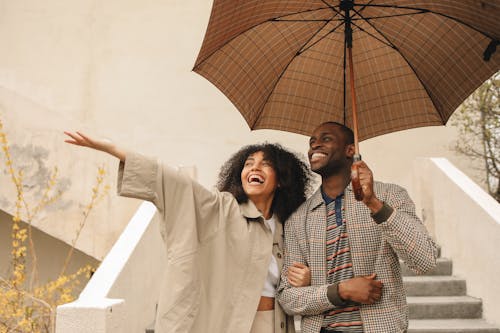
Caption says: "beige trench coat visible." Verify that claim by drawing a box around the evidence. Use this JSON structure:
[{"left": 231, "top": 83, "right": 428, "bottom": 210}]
[{"left": 117, "top": 152, "right": 295, "bottom": 333}]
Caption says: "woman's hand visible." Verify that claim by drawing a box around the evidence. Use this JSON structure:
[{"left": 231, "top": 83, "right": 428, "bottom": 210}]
[
  {"left": 287, "top": 262, "right": 311, "bottom": 287},
  {"left": 64, "top": 131, "right": 126, "bottom": 161}
]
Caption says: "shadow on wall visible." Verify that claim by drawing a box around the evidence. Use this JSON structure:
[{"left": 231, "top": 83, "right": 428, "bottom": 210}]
[
  {"left": 0, "top": 209, "right": 100, "bottom": 288},
  {"left": 0, "top": 143, "right": 73, "bottom": 212}
]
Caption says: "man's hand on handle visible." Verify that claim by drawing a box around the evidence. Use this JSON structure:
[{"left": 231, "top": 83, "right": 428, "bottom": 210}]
[{"left": 352, "top": 161, "right": 383, "bottom": 214}]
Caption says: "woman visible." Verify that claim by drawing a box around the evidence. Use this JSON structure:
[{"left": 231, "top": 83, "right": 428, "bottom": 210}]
[{"left": 64, "top": 131, "right": 312, "bottom": 333}]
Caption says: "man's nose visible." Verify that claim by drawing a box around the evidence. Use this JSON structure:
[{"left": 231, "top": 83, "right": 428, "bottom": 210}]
[{"left": 310, "top": 140, "right": 322, "bottom": 150}]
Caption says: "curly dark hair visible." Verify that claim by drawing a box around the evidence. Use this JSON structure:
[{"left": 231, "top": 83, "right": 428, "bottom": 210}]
[{"left": 217, "top": 143, "right": 312, "bottom": 223}]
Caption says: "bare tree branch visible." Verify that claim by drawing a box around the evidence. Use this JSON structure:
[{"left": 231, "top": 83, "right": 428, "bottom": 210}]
[{"left": 450, "top": 71, "right": 500, "bottom": 202}]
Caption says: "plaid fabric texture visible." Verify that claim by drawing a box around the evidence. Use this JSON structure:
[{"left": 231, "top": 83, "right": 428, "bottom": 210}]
[
  {"left": 194, "top": 1, "right": 500, "bottom": 140},
  {"left": 277, "top": 182, "right": 438, "bottom": 333}
]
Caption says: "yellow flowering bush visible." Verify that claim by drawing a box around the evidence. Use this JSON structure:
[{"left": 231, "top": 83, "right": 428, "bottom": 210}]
[{"left": 0, "top": 118, "right": 109, "bottom": 332}]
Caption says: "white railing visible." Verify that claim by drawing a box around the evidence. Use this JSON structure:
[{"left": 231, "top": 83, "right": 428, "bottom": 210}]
[
  {"left": 56, "top": 201, "right": 164, "bottom": 333},
  {"left": 413, "top": 157, "right": 500, "bottom": 327}
]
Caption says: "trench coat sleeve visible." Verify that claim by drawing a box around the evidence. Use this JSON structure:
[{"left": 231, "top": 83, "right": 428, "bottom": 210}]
[
  {"left": 117, "top": 152, "right": 232, "bottom": 252},
  {"left": 376, "top": 184, "right": 438, "bottom": 274},
  {"left": 277, "top": 212, "right": 333, "bottom": 316}
]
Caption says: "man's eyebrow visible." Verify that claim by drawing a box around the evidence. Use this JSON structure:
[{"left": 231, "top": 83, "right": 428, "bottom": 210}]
[{"left": 310, "top": 132, "right": 331, "bottom": 140}]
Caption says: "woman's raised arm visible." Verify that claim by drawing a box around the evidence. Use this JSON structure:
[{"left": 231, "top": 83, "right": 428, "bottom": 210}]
[{"left": 64, "top": 131, "right": 126, "bottom": 162}]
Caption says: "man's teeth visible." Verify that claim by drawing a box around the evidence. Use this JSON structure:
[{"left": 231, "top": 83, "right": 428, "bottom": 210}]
[{"left": 311, "top": 153, "right": 327, "bottom": 160}]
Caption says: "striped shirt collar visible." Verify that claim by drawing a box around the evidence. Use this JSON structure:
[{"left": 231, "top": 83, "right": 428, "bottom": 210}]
[
  {"left": 310, "top": 183, "right": 353, "bottom": 211},
  {"left": 321, "top": 188, "right": 344, "bottom": 205}
]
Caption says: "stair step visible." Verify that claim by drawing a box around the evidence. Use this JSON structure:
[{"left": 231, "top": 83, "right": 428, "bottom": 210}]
[
  {"left": 407, "top": 296, "right": 482, "bottom": 319},
  {"left": 408, "top": 319, "right": 500, "bottom": 333},
  {"left": 404, "top": 276, "right": 466, "bottom": 296},
  {"left": 402, "top": 258, "right": 452, "bottom": 276},
  {"left": 295, "top": 318, "right": 500, "bottom": 333}
]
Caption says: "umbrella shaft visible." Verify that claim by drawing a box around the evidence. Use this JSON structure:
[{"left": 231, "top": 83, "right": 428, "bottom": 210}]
[
  {"left": 341, "top": 0, "right": 354, "bottom": 48},
  {"left": 342, "top": 0, "right": 359, "bottom": 154},
  {"left": 347, "top": 47, "right": 360, "bottom": 155}
]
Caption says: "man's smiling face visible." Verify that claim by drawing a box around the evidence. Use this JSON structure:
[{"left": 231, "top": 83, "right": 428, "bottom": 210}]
[{"left": 308, "top": 123, "right": 353, "bottom": 177}]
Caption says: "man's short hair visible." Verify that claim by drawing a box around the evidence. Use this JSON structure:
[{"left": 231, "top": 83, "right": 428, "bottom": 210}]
[{"left": 320, "top": 121, "right": 354, "bottom": 144}]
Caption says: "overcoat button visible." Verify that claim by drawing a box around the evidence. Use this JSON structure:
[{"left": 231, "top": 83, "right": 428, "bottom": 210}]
[{"left": 277, "top": 253, "right": 282, "bottom": 259}]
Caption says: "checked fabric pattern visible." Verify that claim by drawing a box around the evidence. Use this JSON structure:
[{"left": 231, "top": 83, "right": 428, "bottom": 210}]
[
  {"left": 194, "top": 0, "right": 500, "bottom": 141},
  {"left": 277, "top": 182, "right": 438, "bottom": 333}
]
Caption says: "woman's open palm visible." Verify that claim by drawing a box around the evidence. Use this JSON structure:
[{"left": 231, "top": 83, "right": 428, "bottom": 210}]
[{"left": 64, "top": 131, "right": 125, "bottom": 161}]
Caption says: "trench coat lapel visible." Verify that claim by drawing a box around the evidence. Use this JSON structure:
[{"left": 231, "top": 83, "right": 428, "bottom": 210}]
[{"left": 239, "top": 200, "right": 264, "bottom": 220}]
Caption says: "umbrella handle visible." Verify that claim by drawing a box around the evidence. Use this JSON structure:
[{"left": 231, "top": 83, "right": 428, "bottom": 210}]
[{"left": 351, "top": 154, "right": 363, "bottom": 201}]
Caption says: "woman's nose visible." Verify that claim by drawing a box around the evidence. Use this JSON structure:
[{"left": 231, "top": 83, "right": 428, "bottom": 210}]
[
  {"left": 251, "top": 163, "right": 261, "bottom": 170},
  {"left": 251, "top": 160, "right": 263, "bottom": 170}
]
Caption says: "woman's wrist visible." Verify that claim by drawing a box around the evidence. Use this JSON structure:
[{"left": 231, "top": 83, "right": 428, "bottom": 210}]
[{"left": 109, "top": 146, "right": 126, "bottom": 161}]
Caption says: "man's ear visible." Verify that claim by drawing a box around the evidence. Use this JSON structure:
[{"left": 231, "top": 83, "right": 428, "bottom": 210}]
[{"left": 345, "top": 144, "right": 355, "bottom": 158}]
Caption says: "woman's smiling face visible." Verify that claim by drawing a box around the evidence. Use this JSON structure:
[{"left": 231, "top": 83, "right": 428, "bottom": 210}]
[{"left": 241, "top": 151, "right": 278, "bottom": 203}]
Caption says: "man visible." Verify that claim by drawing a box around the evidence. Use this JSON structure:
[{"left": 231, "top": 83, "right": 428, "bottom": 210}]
[{"left": 277, "top": 122, "right": 437, "bottom": 332}]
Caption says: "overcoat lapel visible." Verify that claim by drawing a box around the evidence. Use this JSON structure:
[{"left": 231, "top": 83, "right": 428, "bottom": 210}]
[{"left": 307, "top": 190, "right": 328, "bottom": 285}]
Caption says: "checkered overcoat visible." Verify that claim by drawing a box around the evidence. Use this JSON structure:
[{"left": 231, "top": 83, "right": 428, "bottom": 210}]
[{"left": 277, "top": 182, "right": 438, "bottom": 333}]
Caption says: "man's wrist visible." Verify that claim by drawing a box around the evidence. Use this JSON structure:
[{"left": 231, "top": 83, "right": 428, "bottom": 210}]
[
  {"left": 371, "top": 201, "right": 394, "bottom": 224},
  {"left": 327, "top": 282, "right": 348, "bottom": 306}
]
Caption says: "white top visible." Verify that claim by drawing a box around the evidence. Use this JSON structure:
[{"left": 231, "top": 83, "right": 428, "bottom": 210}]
[{"left": 261, "top": 216, "right": 280, "bottom": 297}]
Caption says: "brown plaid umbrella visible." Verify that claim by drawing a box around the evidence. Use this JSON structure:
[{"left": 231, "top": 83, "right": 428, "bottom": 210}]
[{"left": 193, "top": 0, "right": 500, "bottom": 155}]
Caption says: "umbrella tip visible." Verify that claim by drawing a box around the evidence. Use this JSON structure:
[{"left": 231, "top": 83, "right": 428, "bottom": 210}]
[{"left": 483, "top": 39, "right": 499, "bottom": 61}]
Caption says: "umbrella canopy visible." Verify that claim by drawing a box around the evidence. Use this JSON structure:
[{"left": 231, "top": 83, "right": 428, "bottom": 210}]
[{"left": 193, "top": 0, "right": 500, "bottom": 143}]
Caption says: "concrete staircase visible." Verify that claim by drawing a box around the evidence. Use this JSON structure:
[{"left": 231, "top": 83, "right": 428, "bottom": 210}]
[
  {"left": 404, "top": 255, "right": 500, "bottom": 333},
  {"left": 145, "top": 254, "right": 500, "bottom": 333}
]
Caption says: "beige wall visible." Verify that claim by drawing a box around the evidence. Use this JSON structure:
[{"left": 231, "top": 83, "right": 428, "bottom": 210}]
[
  {"left": 0, "top": 0, "right": 487, "bottom": 262},
  {"left": 360, "top": 125, "right": 486, "bottom": 197},
  {"left": 0, "top": 209, "right": 99, "bottom": 289}
]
